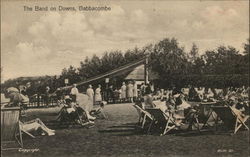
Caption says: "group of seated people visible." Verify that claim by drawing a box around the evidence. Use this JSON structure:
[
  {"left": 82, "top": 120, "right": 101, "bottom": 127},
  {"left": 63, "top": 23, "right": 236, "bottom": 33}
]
[
  {"left": 225, "top": 96, "right": 249, "bottom": 117},
  {"left": 138, "top": 87, "right": 197, "bottom": 131},
  {"left": 138, "top": 85, "right": 249, "bottom": 132},
  {"left": 1, "top": 88, "right": 108, "bottom": 138},
  {"left": 153, "top": 86, "right": 249, "bottom": 104},
  {"left": 56, "top": 95, "right": 107, "bottom": 126}
]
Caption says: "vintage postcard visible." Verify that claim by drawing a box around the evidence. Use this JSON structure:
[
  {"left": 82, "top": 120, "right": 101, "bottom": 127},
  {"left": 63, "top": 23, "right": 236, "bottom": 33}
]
[{"left": 1, "top": 0, "right": 249, "bottom": 157}]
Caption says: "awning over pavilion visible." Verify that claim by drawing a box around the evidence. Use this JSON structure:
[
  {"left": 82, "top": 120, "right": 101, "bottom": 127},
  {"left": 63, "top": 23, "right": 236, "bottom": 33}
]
[
  {"left": 125, "top": 65, "right": 159, "bottom": 81},
  {"left": 61, "top": 57, "right": 147, "bottom": 90}
]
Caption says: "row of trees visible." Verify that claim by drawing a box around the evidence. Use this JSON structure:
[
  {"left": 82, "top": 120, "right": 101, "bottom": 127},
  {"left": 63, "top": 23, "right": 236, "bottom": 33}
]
[
  {"left": 1, "top": 38, "right": 249, "bottom": 93},
  {"left": 150, "top": 38, "right": 249, "bottom": 88},
  {"left": 57, "top": 47, "right": 147, "bottom": 90},
  {"left": 47, "top": 37, "right": 250, "bottom": 89}
]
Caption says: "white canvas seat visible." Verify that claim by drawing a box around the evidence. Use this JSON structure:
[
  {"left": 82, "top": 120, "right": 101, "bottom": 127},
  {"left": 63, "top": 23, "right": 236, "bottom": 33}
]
[
  {"left": 1, "top": 107, "right": 23, "bottom": 150},
  {"left": 146, "top": 108, "right": 184, "bottom": 135},
  {"left": 133, "top": 104, "right": 153, "bottom": 129},
  {"left": 197, "top": 102, "right": 217, "bottom": 129}
]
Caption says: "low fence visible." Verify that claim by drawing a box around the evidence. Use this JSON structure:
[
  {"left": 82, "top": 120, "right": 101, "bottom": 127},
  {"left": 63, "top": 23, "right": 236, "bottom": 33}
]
[
  {"left": 26, "top": 95, "right": 59, "bottom": 108},
  {"left": 24, "top": 94, "right": 143, "bottom": 108}
]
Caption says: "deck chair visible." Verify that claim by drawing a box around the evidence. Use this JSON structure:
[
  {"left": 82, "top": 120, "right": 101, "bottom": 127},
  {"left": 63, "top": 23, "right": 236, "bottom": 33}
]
[
  {"left": 133, "top": 105, "right": 153, "bottom": 129},
  {"left": 146, "top": 108, "right": 181, "bottom": 135},
  {"left": 211, "top": 105, "right": 249, "bottom": 134},
  {"left": 197, "top": 102, "right": 217, "bottom": 128},
  {"left": 1, "top": 107, "right": 23, "bottom": 150},
  {"left": 133, "top": 105, "right": 143, "bottom": 125},
  {"left": 18, "top": 121, "right": 37, "bottom": 139}
]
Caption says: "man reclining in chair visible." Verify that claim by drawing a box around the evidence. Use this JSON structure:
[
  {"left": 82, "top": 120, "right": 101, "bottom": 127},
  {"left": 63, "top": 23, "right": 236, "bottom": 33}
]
[
  {"left": 57, "top": 95, "right": 95, "bottom": 126},
  {"left": 19, "top": 118, "right": 55, "bottom": 137},
  {"left": 228, "top": 96, "right": 248, "bottom": 119},
  {"left": 159, "top": 93, "right": 198, "bottom": 130},
  {"left": 167, "top": 93, "right": 191, "bottom": 126},
  {"left": 143, "top": 87, "right": 187, "bottom": 127}
]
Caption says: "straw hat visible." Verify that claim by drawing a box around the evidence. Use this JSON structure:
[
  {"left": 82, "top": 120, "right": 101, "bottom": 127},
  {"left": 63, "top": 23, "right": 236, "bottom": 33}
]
[
  {"left": 64, "top": 95, "right": 72, "bottom": 100},
  {"left": 7, "top": 87, "right": 19, "bottom": 93}
]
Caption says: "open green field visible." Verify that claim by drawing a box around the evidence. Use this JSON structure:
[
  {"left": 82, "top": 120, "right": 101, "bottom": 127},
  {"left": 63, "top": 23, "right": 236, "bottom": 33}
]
[{"left": 2, "top": 103, "right": 249, "bottom": 157}]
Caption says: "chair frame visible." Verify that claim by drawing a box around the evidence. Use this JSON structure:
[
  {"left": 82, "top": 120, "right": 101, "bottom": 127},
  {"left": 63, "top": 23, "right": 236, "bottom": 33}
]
[
  {"left": 212, "top": 104, "right": 249, "bottom": 134},
  {"left": 197, "top": 102, "right": 218, "bottom": 129},
  {"left": 146, "top": 108, "right": 181, "bottom": 136},
  {"left": 1, "top": 107, "right": 23, "bottom": 150},
  {"left": 133, "top": 105, "right": 153, "bottom": 129}
]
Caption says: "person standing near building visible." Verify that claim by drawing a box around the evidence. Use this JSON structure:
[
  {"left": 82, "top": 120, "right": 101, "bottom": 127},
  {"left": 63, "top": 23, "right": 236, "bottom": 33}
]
[
  {"left": 127, "top": 81, "right": 134, "bottom": 103},
  {"left": 44, "top": 86, "right": 50, "bottom": 107},
  {"left": 56, "top": 87, "right": 63, "bottom": 102},
  {"left": 121, "top": 82, "right": 127, "bottom": 103},
  {"left": 36, "top": 81, "right": 43, "bottom": 107},
  {"left": 133, "top": 82, "right": 138, "bottom": 102},
  {"left": 86, "top": 84, "right": 94, "bottom": 110},
  {"left": 25, "top": 82, "right": 33, "bottom": 98},
  {"left": 95, "top": 84, "right": 102, "bottom": 105},
  {"left": 149, "top": 82, "right": 155, "bottom": 94},
  {"left": 70, "top": 84, "right": 79, "bottom": 102},
  {"left": 107, "top": 85, "right": 114, "bottom": 103},
  {"left": 140, "top": 83, "right": 146, "bottom": 97}
]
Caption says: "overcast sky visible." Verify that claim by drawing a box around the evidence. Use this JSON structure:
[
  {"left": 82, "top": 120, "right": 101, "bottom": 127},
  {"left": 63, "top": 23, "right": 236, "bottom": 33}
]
[{"left": 1, "top": 0, "right": 249, "bottom": 82}]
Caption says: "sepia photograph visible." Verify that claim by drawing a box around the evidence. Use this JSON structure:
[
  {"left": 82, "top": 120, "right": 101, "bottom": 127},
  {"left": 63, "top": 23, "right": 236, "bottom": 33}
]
[{"left": 1, "top": 0, "right": 249, "bottom": 157}]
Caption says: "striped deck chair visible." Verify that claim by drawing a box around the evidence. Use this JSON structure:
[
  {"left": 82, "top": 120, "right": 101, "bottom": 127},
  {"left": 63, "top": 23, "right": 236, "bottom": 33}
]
[
  {"left": 133, "top": 104, "right": 153, "bottom": 129},
  {"left": 146, "top": 108, "right": 182, "bottom": 135},
  {"left": 1, "top": 107, "right": 23, "bottom": 150},
  {"left": 211, "top": 105, "right": 249, "bottom": 134}
]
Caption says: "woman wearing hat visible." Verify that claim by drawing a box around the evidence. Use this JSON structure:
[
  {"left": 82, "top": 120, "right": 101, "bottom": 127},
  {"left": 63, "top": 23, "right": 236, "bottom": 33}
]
[
  {"left": 95, "top": 84, "right": 102, "bottom": 105},
  {"left": 4, "top": 87, "right": 25, "bottom": 107},
  {"left": 143, "top": 85, "right": 155, "bottom": 109},
  {"left": 70, "top": 84, "right": 79, "bottom": 102},
  {"left": 58, "top": 95, "right": 94, "bottom": 126},
  {"left": 127, "top": 81, "right": 134, "bottom": 103},
  {"left": 120, "top": 82, "right": 127, "bottom": 103}
]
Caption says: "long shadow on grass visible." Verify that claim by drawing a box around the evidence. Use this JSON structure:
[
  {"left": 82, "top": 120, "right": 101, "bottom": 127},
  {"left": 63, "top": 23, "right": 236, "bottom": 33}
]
[
  {"left": 98, "top": 122, "right": 145, "bottom": 136},
  {"left": 173, "top": 130, "right": 218, "bottom": 137}
]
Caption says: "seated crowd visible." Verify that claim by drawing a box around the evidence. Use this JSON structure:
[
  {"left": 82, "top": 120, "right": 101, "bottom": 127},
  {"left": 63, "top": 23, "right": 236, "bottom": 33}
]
[
  {"left": 1, "top": 84, "right": 249, "bottom": 137},
  {"left": 1, "top": 87, "right": 108, "bottom": 138},
  {"left": 137, "top": 85, "right": 249, "bottom": 132}
]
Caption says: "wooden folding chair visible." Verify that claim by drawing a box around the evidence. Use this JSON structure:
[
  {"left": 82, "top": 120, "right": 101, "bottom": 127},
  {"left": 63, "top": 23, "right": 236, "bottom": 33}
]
[
  {"left": 133, "top": 105, "right": 143, "bottom": 125},
  {"left": 211, "top": 105, "right": 249, "bottom": 134},
  {"left": 133, "top": 105, "right": 153, "bottom": 129},
  {"left": 1, "top": 107, "right": 23, "bottom": 150},
  {"left": 19, "top": 121, "right": 36, "bottom": 139},
  {"left": 146, "top": 108, "right": 180, "bottom": 135},
  {"left": 197, "top": 102, "right": 217, "bottom": 129}
]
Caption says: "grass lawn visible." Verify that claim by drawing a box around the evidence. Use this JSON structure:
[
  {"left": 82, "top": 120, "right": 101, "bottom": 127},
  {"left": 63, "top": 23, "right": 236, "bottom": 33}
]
[{"left": 1, "top": 103, "right": 249, "bottom": 157}]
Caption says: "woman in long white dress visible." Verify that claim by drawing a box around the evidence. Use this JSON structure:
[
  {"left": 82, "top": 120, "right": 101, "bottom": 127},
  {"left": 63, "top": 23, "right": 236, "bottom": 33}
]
[
  {"left": 121, "top": 82, "right": 127, "bottom": 102},
  {"left": 74, "top": 94, "right": 96, "bottom": 122},
  {"left": 95, "top": 84, "right": 102, "bottom": 104},
  {"left": 133, "top": 82, "right": 138, "bottom": 101},
  {"left": 86, "top": 84, "right": 94, "bottom": 110},
  {"left": 127, "top": 81, "right": 134, "bottom": 103}
]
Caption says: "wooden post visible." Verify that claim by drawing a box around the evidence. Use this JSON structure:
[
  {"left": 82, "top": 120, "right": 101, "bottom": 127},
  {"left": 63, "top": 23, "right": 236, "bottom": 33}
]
[{"left": 144, "top": 56, "right": 149, "bottom": 84}]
